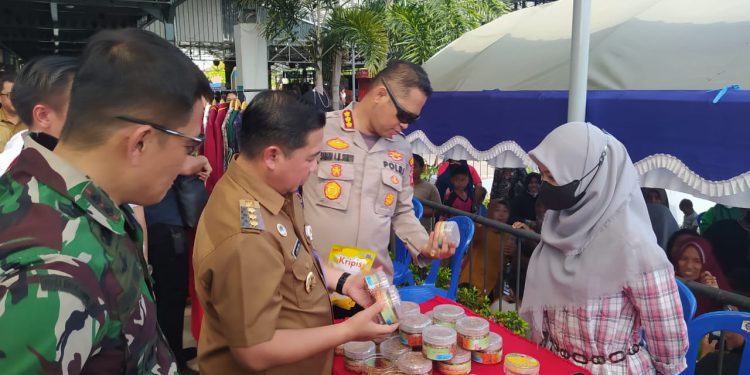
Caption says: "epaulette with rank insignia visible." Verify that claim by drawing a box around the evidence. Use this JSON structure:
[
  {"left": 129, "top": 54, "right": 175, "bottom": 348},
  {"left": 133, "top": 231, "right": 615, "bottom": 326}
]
[{"left": 239, "top": 199, "right": 265, "bottom": 233}]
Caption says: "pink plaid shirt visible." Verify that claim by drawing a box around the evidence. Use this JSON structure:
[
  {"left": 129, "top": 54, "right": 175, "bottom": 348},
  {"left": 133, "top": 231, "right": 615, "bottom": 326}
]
[{"left": 542, "top": 268, "right": 688, "bottom": 375}]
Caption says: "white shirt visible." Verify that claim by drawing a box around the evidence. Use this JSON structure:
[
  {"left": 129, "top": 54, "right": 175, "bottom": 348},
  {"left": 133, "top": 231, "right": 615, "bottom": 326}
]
[{"left": 0, "top": 130, "right": 27, "bottom": 175}]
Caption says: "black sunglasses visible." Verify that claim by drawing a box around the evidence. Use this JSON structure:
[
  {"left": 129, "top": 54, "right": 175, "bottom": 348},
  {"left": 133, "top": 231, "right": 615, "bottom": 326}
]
[
  {"left": 381, "top": 79, "right": 421, "bottom": 124},
  {"left": 114, "top": 115, "right": 205, "bottom": 154}
]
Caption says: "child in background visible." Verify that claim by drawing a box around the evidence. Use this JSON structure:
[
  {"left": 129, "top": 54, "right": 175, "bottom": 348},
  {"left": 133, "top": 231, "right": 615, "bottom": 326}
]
[{"left": 443, "top": 164, "right": 475, "bottom": 218}]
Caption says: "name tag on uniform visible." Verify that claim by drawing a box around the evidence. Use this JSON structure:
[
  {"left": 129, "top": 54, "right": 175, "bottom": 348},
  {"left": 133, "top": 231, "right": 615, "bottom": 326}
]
[
  {"left": 320, "top": 152, "right": 354, "bottom": 163},
  {"left": 291, "top": 240, "right": 301, "bottom": 259}
]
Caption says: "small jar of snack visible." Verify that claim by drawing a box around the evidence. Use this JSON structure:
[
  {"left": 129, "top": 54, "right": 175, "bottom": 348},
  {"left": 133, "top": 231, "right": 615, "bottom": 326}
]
[
  {"left": 397, "top": 301, "right": 421, "bottom": 318},
  {"left": 335, "top": 343, "right": 346, "bottom": 356},
  {"left": 471, "top": 332, "right": 503, "bottom": 365},
  {"left": 504, "top": 353, "right": 540, "bottom": 375},
  {"left": 344, "top": 341, "right": 376, "bottom": 373},
  {"left": 364, "top": 354, "right": 397, "bottom": 375},
  {"left": 432, "top": 304, "right": 466, "bottom": 329},
  {"left": 422, "top": 325, "right": 457, "bottom": 361},
  {"left": 435, "top": 347, "right": 471, "bottom": 375},
  {"left": 399, "top": 313, "right": 432, "bottom": 348},
  {"left": 364, "top": 270, "right": 402, "bottom": 324},
  {"left": 397, "top": 352, "right": 433, "bottom": 375},
  {"left": 455, "top": 316, "right": 490, "bottom": 351},
  {"left": 380, "top": 336, "right": 411, "bottom": 363}
]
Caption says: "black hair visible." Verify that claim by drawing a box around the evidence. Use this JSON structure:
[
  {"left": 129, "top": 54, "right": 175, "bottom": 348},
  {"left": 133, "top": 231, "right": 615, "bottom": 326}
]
[
  {"left": 240, "top": 90, "right": 325, "bottom": 158},
  {"left": 0, "top": 71, "right": 16, "bottom": 85},
  {"left": 525, "top": 172, "right": 541, "bottom": 186},
  {"left": 449, "top": 163, "right": 470, "bottom": 177},
  {"left": 60, "top": 28, "right": 211, "bottom": 147},
  {"left": 679, "top": 199, "right": 693, "bottom": 210},
  {"left": 11, "top": 56, "right": 77, "bottom": 126},
  {"left": 372, "top": 60, "right": 432, "bottom": 98},
  {"left": 412, "top": 154, "right": 425, "bottom": 169}
]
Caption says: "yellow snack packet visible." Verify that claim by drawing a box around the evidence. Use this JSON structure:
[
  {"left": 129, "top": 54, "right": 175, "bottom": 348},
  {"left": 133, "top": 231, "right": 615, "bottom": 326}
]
[{"left": 328, "top": 245, "right": 377, "bottom": 310}]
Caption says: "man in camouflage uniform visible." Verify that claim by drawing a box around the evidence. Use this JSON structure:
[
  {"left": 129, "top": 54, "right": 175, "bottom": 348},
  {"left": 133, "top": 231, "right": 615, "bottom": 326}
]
[{"left": 0, "top": 28, "right": 211, "bottom": 374}]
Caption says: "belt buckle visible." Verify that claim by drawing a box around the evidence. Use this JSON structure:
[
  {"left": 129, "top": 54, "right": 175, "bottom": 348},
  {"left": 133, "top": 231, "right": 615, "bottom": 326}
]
[
  {"left": 558, "top": 349, "right": 571, "bottom": 359},
  {"left": 591, "top": 355, "right": 606, "bottom": 365}
]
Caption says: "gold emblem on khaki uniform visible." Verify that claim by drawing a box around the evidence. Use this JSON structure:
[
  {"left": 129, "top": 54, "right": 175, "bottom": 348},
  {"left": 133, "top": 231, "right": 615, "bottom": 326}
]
[
  {"left": 390, "top": 175, "right": 400, "bottom": 185},
  {"left": 305, "top": 271, "right": 316, "bottom": 293},
  {"left": 342, "top": 110, "right": 355, "bottom": 131},
  {"left": 326, "top": 137, "right": 349, "bottom": 150},
  {"left": 277, "top": 223, "right": 288, "bottom": 237},
  {"left": 384, "top": 192, "right": 395, "bottom": 207},
  {"left": 324, "top": 181, "right": 342, "bottom": 200},
  {"left": 330, "top": 164, "right": 343, "bottom": 178},
  {"left": 387, "top": 150, "right": 403, "bottom": 161},
  {"left": 239, "top": 199, "right": 264, "bottom": 232}
]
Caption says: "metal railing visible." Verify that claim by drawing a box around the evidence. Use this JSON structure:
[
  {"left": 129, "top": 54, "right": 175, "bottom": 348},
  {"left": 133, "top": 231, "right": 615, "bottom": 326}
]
[{"left": 417, "top": 198, "right": 750, "bottom": 312}]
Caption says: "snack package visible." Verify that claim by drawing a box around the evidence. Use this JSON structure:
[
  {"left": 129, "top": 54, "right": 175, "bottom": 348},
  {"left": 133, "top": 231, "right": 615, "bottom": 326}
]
[{"left": 328, "top": 245, "right": 377, "bottom": 309}]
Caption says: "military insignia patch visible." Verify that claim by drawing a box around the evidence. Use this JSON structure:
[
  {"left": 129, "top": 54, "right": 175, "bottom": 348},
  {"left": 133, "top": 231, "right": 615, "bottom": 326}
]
[
  {"left": 331, "top": 164, "right": 343, "bottom": 178},
  {"left": 239, "top": 199, "right": 264, "bottom": 232},
  {"left": 390, "top": 175, "right": 400, "bottom": 185},
  {"left": 324, "top": 181, "right": 342, "bottom": 200},
  {"left": 326, "top": 137, "right": 349, "bottom": 150},
  {"left": 384, "top": 192, "right": 395, "bottom": 207},
  {"left": 342, "top": 110, "right": 355, "bottom": 131},
  {"left": 387, "top": 150, "right": 403, "bottom": 161}
]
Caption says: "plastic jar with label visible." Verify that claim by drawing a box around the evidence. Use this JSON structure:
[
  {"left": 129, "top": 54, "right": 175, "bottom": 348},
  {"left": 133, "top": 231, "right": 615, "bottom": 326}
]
[
  {"left": 364, "top": 270, "right": 402, "bottom": 324},
  {"left": 397, "top": 352, "right": 433, "bottom": 375},
  {"left": 471, "top": 332, "right": 503, "bottom": 365},
  {"left": 504, "top": 353, "right": 540, "bottom": 375},
  {"left": 435, "top": 220, "right": 461, "bottom": 248},
  {"left": 422, "top": 325, "right": 457, "bottom": 361},
  {"left": 344, "top": 341, "right": 376, "bottom": 373},
  {"left": 397, "top": 301, "right": 421, "bottom": 318},
  {"left": 380, "top": 336, "right": 411, "bottom": 362},
  {"left": 435, "top": 347, "right": 471, "bottom": 375},
  {"left": 455, "top": 316, "right": 490, "bottom": 351},
  {"left": 432, "top": 304, "right": 466, "bottom": 329},
  {"left": 399, "top": 313, "right": 432, "bottom": 348}
]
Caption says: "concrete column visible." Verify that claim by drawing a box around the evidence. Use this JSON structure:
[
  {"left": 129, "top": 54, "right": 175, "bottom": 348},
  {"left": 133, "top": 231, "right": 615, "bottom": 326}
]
[{"left": 234, "top": 23, "right": 269, "bottom": 98}]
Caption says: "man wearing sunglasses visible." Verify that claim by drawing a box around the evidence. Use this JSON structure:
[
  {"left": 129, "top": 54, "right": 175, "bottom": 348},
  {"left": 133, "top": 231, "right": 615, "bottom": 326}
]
[
  {"left": 303, "top": 61, "right": 456, "bottom": 314},
  {"left": 0, "top": 29, "right": 211, "bottom": 374}
]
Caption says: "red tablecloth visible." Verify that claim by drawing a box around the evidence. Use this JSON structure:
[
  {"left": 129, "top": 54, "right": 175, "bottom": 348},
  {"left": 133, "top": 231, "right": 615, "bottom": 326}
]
[{"left": 332, "top": 296, "right": 591, "bottom": 375}]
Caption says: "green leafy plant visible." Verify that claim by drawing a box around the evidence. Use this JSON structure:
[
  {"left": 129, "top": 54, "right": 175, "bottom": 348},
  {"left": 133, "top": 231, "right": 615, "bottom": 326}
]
[{"left": 488, "top": 310, "right": 529, "bottom": 337}]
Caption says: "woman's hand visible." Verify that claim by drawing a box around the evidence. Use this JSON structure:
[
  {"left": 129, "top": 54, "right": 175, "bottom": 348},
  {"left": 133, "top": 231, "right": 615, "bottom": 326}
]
[{"left": 701, "top": 271, "right": 719, "bottom": 288}]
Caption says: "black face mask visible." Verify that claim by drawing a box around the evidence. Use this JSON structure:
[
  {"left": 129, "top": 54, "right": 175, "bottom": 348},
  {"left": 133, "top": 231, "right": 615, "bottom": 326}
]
[{"left": 538, "top": 151, "right": 606, "bottom": 211}]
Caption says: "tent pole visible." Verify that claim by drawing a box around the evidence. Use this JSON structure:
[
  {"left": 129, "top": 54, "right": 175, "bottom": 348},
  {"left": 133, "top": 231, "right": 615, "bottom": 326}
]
[{"left": 567, "top": 0, "right": 592, "bottom": 122}]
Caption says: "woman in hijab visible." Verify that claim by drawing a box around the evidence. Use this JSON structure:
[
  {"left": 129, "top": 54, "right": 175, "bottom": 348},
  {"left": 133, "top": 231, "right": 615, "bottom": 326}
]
[
  {"left": 520, "top": 122, "right": 688, "bottom": 375},
  {"left": 670, "top": 235, "right": 731, "bottom": 316},
  {"left": 511, "top": 172, "right": 541, "bottom": 223}
]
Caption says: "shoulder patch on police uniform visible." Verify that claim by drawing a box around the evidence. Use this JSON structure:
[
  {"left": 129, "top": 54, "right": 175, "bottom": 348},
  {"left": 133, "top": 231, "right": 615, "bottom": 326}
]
[{"left": 239, "top": 199, "right": 264, "bottom": 232}]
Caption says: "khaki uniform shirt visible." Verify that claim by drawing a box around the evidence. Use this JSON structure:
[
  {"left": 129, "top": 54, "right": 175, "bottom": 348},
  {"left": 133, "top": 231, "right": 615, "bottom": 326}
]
[
  {"left": 303, "top": 105, "right": 429, "bottom": 278},
  {"left": 193, "top": 158, "right": 333, "bottom": 375},
  {"left": 0, "top": 108, "right": 27, "bottom": 152}
]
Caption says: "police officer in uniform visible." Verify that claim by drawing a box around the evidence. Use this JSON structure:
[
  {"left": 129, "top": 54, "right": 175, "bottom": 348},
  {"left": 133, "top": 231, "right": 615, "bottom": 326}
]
[
  {"left": 303, "top": 60, "right": 455, "bottom": 283},
  {"left": 193, "top": 91, "right": 396, "bottom": 375}
]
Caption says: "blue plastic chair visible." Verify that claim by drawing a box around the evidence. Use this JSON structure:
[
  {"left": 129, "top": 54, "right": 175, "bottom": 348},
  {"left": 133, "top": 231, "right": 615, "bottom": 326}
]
[
  {"left": 676, "top": 278, "right": 698, "bottom": 322},
  {"left": 393, "top": 199, "right": 424, "bottom": 286},
  {"left": 397, "top": 216, "right": 475, "bottom": 303},
  {"left": 681, "top": 311, "right": 750, "bottom": 375}
]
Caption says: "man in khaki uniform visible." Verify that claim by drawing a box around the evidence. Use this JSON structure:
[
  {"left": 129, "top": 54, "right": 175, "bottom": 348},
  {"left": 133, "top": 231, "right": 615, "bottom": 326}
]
[
  {"left": 193, "top": 91, "right": 396, "bottom": 375},
  {"left": 303, "top": 60, "right": 454, "bottom": 279},
  {"left": 0, "top": 72, "right": 27, "bottom": 152}
]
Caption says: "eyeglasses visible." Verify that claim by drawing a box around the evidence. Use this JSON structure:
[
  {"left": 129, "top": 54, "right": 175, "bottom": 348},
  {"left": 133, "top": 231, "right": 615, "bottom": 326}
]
[
  {"left": 381, "top": 79, "right": 421, "bottom": 124},
  {"left": 114, "top": 115, "right": 204, "bottom": 154}
]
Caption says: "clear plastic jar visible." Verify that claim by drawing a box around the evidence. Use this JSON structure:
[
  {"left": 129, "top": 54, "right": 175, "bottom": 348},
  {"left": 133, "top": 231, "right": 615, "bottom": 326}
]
[
  {"left": 364, "top": 354, "right": 397, "bottom": 375},
  {"left": 422, "top": 325, "right": 457, "bottom": 361},
  {"left": 335, "top": 343, "right": 345, "bottom": 356},
  {"left": 504, "top": 353, "right": 540, "bottom": 375},
  {"left": 344, "top": 341, "right": 376, "bottom": 373},
  {"left": 435, "top": 347, "right": 471, "bottom": 375},
  {"left": 455, "top": 316, "right": 490, "bottom": 351},
  {"left": 432, "top": 304, "right": 466, "bottom": 329},
  {"left": 365, "top": 271, "right": 402, "bottom": 324},
  {"left": 471, "top": 332, "right": 503, "bottom": 364},
  {"left": 399, "top": 313, "right": 432, "bottom": 348},
  {"left": 397, "top": 301, "right": 421, "bottom": 318},
  {"left": 397, "top": 352, "right": 433, "bottom": 375},
  {"left": 380, "top": 336, "right": 411, "bottom": 362},
  {"left": 435, "top": 220, "right": 461, "bottom": 248}
]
